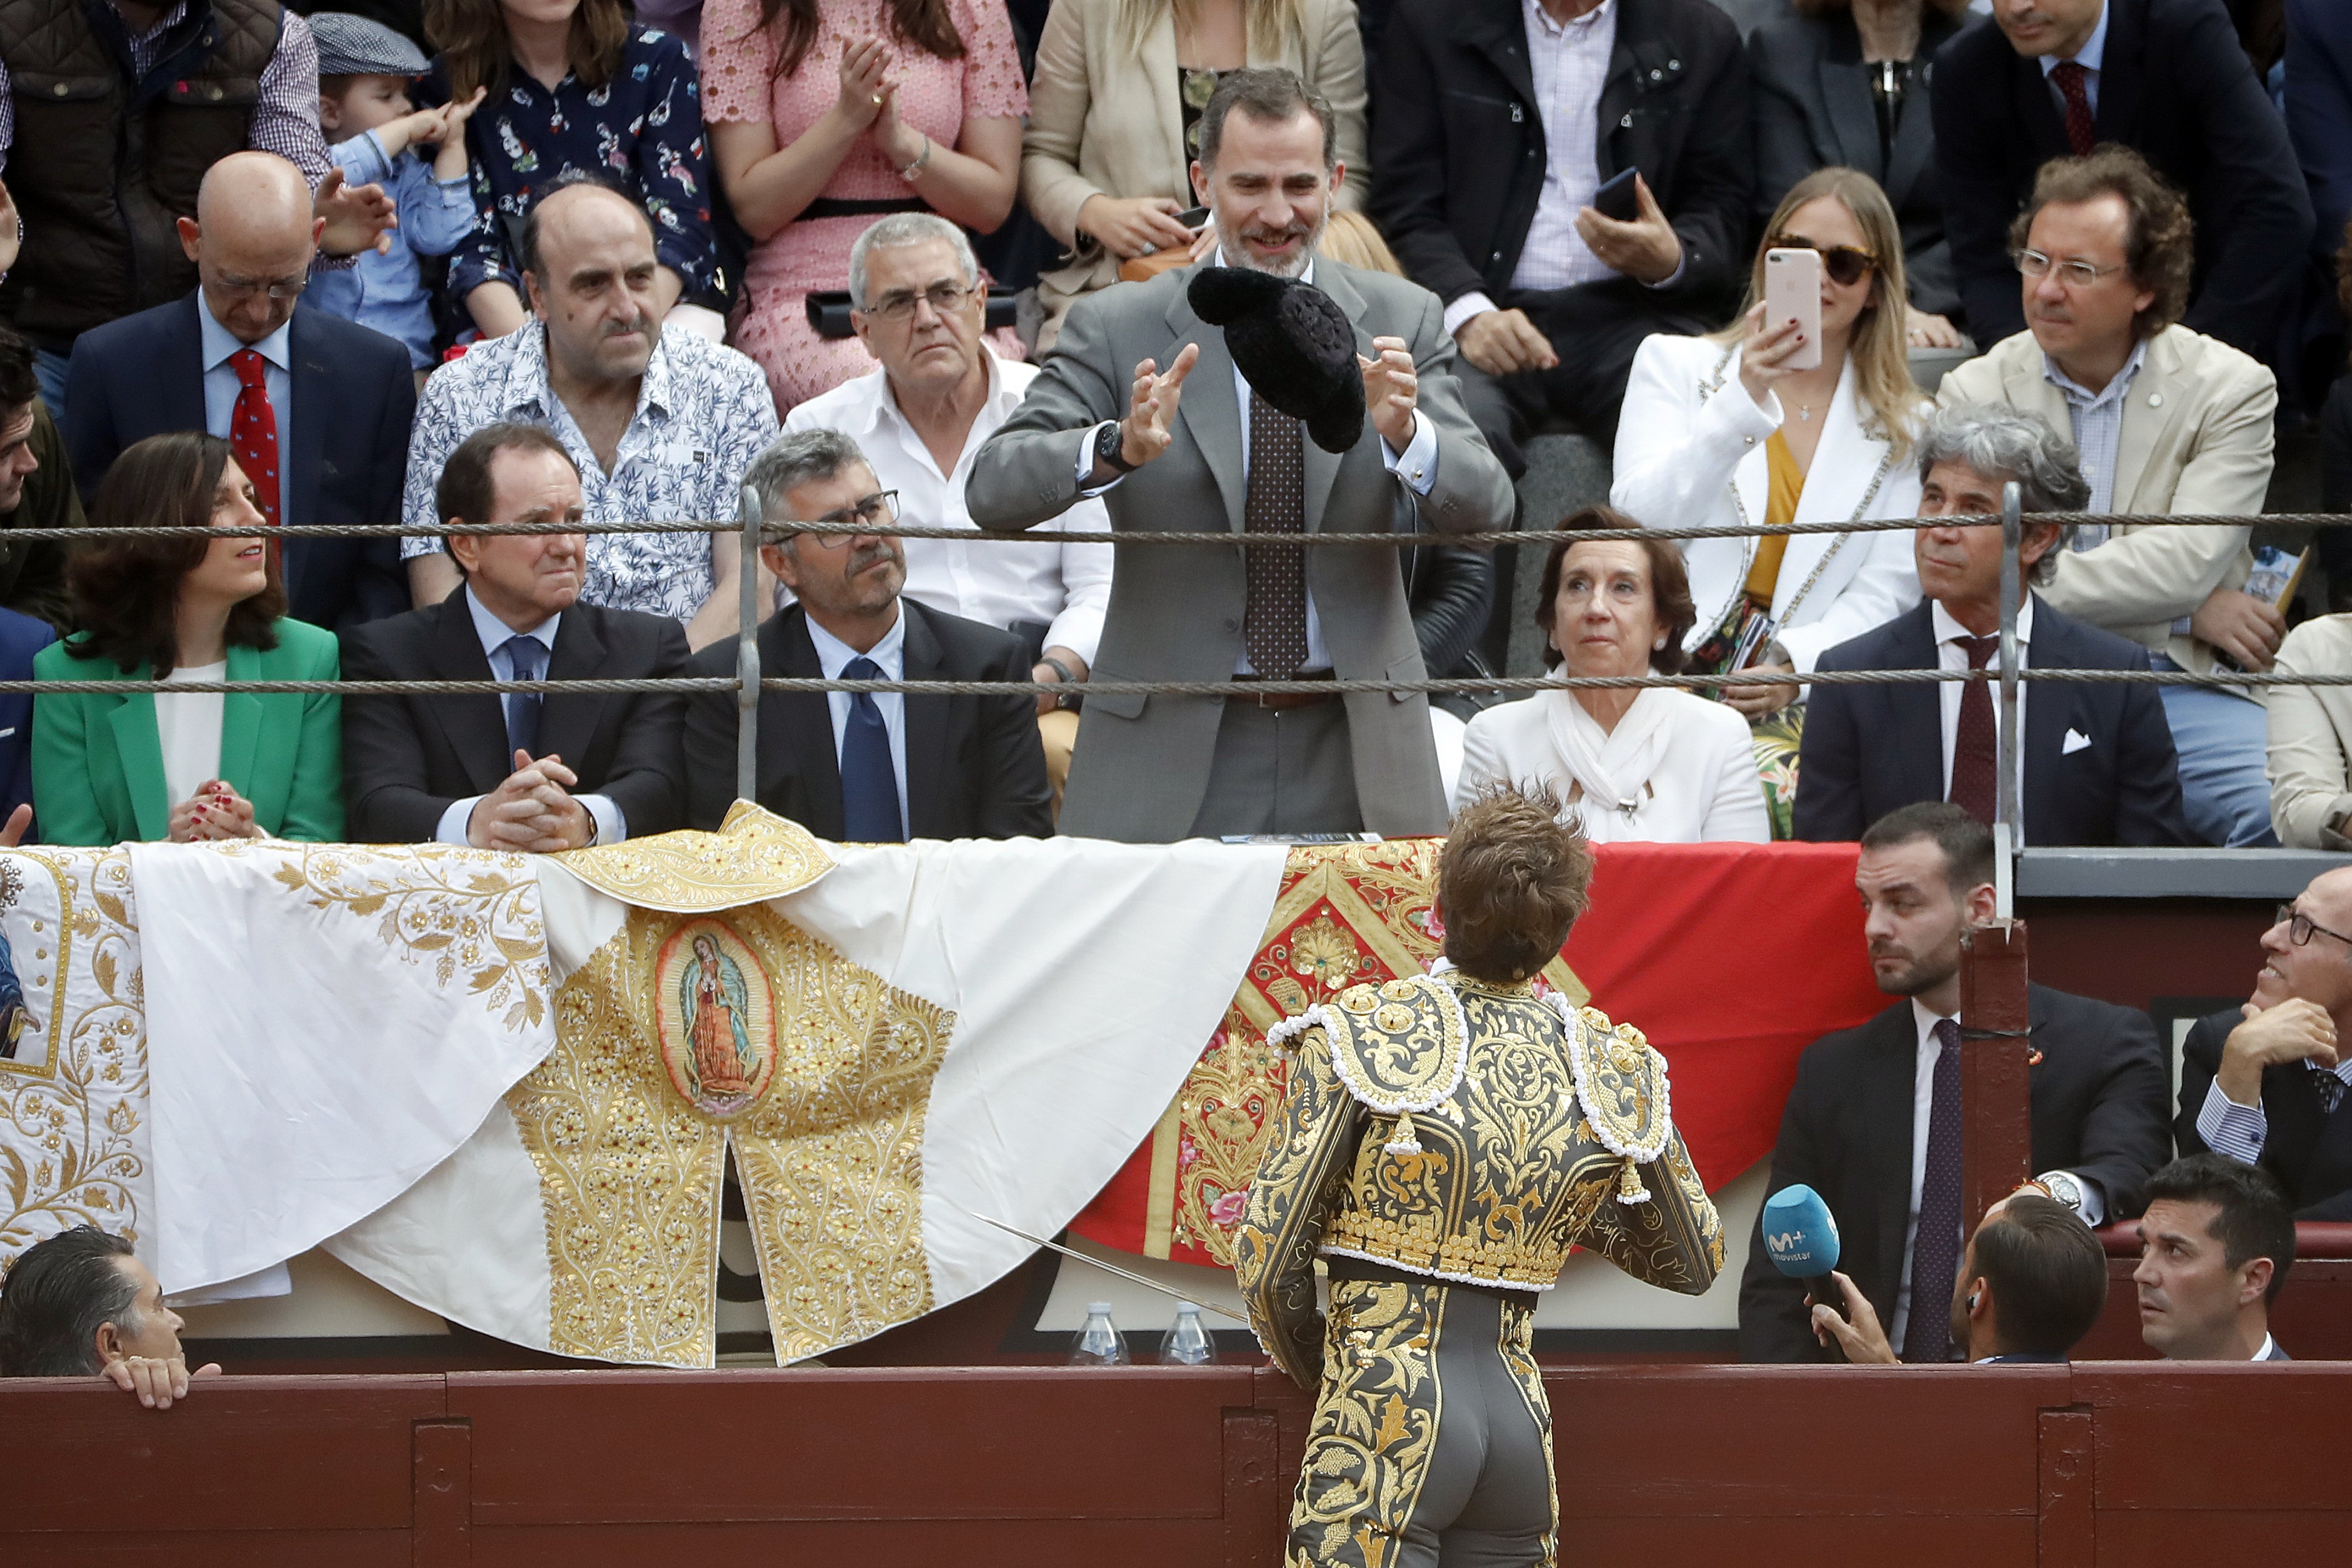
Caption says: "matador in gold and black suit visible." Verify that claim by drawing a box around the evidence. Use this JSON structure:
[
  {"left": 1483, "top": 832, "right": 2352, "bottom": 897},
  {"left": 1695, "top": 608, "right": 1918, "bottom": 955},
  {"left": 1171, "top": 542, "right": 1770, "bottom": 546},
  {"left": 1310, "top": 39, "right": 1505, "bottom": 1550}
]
[{"left": 1232, "top": 968, "right": 1724, "bottom": 1567}]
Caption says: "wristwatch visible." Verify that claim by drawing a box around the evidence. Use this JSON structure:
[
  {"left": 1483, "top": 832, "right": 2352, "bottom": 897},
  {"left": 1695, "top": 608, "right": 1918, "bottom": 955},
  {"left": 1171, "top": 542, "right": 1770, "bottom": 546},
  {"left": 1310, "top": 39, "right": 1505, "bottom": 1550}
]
[
  {"left": 1092, "top": 420, "right": 1137, "bottom": 476},
  {"left": 2035, "top": 1170, "right": 2086, "bottom": 1215}
]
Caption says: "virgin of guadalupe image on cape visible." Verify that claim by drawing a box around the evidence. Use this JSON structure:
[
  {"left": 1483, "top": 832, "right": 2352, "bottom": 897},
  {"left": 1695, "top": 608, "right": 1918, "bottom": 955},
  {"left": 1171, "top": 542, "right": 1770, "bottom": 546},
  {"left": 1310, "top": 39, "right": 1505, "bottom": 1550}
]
[
  {"left": 0, "top": 926, "right": 27, "bottom": 1062},
  {"left": 656, "top": 924, "right": 774, "bottom": 1118}
]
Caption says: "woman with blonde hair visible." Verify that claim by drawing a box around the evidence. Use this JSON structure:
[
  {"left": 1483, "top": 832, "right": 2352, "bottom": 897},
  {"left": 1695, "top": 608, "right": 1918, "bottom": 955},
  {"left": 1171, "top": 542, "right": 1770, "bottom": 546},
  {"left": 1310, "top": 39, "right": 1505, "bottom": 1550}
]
[
  {"left": 1611, "top": 167, "right": 1927, "bottom": 832},
  {"left": 1020, "top": 0, "right": 1367, "bottom": 350}
]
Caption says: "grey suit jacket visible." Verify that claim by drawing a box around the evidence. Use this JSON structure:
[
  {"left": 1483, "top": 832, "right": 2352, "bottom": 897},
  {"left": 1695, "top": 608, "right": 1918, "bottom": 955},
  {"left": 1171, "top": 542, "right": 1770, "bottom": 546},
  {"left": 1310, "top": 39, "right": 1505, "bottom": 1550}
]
[{"left": 965, "top": 258, "right": 1512, "bottom": 842}]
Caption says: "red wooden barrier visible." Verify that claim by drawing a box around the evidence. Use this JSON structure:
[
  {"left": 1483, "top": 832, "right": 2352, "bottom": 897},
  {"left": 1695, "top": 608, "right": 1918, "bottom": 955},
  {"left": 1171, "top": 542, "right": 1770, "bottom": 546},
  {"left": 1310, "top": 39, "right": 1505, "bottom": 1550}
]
[{"left": 4, "top": 1364, "right": 2349, "bottom": 1566}]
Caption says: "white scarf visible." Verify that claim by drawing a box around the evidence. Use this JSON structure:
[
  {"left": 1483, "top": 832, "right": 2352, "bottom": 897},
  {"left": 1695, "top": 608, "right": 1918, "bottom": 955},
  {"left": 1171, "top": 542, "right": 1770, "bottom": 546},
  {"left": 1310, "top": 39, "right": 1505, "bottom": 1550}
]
[{"left": 1542, "top": 684, "right": 1677, "bottom": 829}]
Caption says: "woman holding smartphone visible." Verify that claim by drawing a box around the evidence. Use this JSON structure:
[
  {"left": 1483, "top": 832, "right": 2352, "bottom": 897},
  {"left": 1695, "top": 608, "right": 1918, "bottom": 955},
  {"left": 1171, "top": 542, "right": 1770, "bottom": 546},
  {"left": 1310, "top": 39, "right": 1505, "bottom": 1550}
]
[
  {"left": 1019, "top": 0, "right": 1367, "bottom": 352},
  {"left": 1609, "top": 167, "right": 1927, "bottom": 834}
]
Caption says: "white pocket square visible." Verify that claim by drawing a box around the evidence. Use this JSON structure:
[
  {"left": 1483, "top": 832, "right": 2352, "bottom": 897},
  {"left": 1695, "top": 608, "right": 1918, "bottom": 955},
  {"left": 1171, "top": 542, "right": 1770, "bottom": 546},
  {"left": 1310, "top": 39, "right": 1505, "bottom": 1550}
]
[{"left": 2062, "top": 728, "right": 2093, "bottom": 755}]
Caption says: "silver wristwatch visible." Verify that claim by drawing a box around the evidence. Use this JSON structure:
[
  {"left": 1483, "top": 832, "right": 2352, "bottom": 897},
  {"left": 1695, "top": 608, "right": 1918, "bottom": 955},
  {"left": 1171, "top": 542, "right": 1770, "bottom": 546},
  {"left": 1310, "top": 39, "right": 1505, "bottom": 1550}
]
[{"left": 2036, "top": 1169, "right": 2086, "bottom": 1215}]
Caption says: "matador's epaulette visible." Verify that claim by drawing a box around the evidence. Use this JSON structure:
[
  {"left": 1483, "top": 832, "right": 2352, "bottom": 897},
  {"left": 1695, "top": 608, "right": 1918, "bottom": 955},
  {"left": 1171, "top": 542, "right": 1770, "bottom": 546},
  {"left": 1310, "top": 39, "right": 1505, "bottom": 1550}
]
[
  {"left": 1264, "top": 974, "right": 1468, "bottom": 1155},
  {"left": 1554, "top": 1002, "right": 1674, "bottom": 1204}
]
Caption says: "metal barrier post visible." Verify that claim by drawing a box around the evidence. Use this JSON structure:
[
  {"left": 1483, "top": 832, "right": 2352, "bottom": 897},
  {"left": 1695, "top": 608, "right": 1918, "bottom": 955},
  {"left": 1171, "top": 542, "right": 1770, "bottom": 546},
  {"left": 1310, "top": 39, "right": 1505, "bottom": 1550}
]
[
  {"left": 736, "top": 485, "right": 762, "bottom": 807},
  {"left": 1994, "top": 483, "right": 2021, "bottom": 919}
]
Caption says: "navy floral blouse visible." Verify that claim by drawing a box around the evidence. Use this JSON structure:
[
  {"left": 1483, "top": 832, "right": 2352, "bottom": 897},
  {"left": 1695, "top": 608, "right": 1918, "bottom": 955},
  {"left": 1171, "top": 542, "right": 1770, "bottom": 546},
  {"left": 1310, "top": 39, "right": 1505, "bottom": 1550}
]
[{"left": 435, "top": 27, "right": 719, "bottom": 303}]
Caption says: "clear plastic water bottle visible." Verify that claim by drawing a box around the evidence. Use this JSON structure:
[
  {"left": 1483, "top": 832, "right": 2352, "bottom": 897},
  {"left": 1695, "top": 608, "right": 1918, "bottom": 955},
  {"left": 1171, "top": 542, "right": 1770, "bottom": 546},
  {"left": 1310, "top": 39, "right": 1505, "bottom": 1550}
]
[
  {"left": 1158, "top": 1302, "right": 1217, "bottom": 1366},
  {"left": 1068, "top": 1301, "right": 1131, "bottom": 1366}
]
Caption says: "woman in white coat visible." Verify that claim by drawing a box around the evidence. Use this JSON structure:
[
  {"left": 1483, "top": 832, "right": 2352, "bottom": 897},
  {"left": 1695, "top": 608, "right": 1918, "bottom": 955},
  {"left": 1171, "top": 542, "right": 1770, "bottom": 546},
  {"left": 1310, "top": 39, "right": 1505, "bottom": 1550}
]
[
  {"left": 1455, "top": 524, "right": 1770, "bottom": 844},
  {"left": 1612, "top": 168, "right": 1927, "bottom": 827}
]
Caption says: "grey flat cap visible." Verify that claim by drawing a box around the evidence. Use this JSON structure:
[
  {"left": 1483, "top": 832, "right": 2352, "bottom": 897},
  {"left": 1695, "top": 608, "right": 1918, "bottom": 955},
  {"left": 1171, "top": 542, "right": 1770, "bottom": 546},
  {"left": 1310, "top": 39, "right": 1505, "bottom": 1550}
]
[{"left": 310, "top": 12, "right": 430, "bottom": 77}]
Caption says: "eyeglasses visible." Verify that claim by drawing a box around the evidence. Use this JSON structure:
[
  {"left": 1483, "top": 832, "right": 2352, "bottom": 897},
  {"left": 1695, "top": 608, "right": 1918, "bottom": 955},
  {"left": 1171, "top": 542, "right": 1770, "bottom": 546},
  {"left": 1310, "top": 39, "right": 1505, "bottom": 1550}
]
[
  {"left": 2276, "top": 903, "right": 2352, "bottom": 949},
  {"left": 859, "top": 282, "right": 978, "bottom": 322},
  {"left": 1768, "top": 235, "right": 1877, "bottom": 286},
  {"left": 214, "top": 273, "right": 310, "bottom": 302},
  {"left": 2013, "top": 249, "right": 2126, "bottom": 288},
  {"left": 788, "top": 490, "right": 900, "bottom": 547}
]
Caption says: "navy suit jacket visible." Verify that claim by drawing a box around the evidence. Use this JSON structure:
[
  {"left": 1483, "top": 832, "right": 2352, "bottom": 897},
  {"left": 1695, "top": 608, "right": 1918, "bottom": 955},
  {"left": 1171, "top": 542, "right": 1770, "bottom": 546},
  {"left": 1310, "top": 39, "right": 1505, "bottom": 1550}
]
[
  {"left": 1932, "top": 0, "right": 2313, "bottom": 361},
  {"left": 2177, "top": 1006, "right": 2352, "bottom": 1220},
  {"left": 63, "top": 293, "right": 413, "bottom": 632},
  {"left": 1739, "top": 986, "right": 2171, "bottom": 1363},
  {"left": 1793, "top": 595, "right": 2191, "bottom": 847},
  {"left": 0, "top": 607, "right": 53, "bottom": 839},
  {"left": 681, "top": 601, "right": 1053, "bottom": 841}
]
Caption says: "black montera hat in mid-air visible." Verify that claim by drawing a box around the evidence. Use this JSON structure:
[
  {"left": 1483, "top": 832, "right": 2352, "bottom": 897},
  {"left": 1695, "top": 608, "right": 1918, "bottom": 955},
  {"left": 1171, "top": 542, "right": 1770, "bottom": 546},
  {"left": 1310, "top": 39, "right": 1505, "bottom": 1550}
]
[{"left": 1187, "top": 267, "right": 1364, "bottom": 455}]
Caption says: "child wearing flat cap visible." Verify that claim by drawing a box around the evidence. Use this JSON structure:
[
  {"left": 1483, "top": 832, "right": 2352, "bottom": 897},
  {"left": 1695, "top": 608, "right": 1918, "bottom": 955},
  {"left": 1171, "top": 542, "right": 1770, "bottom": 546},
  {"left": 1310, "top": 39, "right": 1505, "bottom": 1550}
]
[{"left": 306, "top": 12, "right": 488, "bottom": 375}]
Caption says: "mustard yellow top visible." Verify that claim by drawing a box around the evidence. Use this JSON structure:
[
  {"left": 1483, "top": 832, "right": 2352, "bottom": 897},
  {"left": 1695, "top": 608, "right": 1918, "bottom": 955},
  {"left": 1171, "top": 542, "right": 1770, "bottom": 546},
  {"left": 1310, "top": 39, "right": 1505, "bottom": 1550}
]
[{"left": 1741, "top": 431, "right": 1807, "bottom": 604}]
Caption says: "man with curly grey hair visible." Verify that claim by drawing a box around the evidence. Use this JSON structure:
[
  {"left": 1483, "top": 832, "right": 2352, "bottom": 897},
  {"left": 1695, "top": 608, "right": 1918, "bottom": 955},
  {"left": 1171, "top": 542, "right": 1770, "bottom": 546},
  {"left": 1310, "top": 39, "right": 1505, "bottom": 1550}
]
[{"left": 1792, "top": 403, "right": 2190, "bottom": 846}]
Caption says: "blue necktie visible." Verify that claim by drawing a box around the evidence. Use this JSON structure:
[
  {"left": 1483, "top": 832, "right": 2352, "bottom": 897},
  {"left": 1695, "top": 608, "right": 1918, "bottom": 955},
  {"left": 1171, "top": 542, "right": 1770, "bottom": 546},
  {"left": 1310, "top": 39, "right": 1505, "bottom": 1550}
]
[
  {"left": 500, "top": 635, "right": 545, "bottom": 759},
  {"left": 1905, "top": 1018, "right": 1966, "bottom": 1363},
  {"left": 838, "top": 655, "right": 903, "bottom": 842}
]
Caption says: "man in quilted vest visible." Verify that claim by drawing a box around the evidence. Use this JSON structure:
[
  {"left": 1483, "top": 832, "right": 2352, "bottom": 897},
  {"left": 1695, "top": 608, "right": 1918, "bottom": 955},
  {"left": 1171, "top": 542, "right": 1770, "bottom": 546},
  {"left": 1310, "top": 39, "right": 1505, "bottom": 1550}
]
[
  {"left": 0, "top": 0, "right": 394, "bottom": 416},
  {"left": 1234, "top": 785, "right": 1723, "bottom": 1568}
]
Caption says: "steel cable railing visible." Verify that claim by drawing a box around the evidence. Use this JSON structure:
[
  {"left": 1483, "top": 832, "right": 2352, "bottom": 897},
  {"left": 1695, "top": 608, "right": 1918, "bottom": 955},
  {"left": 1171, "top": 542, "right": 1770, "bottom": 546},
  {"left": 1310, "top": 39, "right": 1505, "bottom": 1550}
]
[{"left": 19, "top": 488, "right": 2346, "bottom": 864}]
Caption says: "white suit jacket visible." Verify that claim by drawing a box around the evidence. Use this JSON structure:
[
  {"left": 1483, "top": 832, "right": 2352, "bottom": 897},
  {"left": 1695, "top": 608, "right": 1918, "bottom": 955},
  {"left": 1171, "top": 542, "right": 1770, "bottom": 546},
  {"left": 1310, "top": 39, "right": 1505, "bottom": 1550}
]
[
  {"left": 1611, "top": 334, "right": 1925, "bottom": 675},
  {"left": 1935, "top": 325, "right": 2276, "bottom": 680},
  {"left": 2267, "top": 613, "right": 2352, "bottom": 848}
]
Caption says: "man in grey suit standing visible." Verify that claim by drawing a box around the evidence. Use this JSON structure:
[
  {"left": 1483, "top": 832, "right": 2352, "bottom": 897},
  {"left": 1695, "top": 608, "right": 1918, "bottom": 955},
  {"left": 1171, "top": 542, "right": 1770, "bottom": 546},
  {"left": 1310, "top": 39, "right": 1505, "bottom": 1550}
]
[{"left": 966, "top": 69, "right": 1512, "bottom": 842}]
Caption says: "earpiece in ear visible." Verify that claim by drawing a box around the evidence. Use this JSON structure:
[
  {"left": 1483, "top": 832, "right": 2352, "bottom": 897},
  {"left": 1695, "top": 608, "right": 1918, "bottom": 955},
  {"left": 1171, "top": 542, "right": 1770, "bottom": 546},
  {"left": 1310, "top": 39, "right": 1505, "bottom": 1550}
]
[{"left": 1966, "top": 1292, "right": 1980, "bottom": 1314}]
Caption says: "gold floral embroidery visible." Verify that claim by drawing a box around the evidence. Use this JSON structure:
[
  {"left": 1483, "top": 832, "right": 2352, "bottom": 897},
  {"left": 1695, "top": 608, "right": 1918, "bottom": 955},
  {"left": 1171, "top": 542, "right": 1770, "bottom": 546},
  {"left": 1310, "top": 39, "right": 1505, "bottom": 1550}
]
[
  {"left": 512, "top": 902, "right": 951, "bottom": 1367},
  {"left": 554, "top": 800, "right": 834, "bottom": 913},
  {"left": 1, "top": 851, "right": 148, "bottom": 1259},
  {"left": 514, "top": 930, "right": 727, "bottom": 1367},
  {"left": 1286, "top": 1278, "right": 1448, "bottom": 1568},
  {"left": 259, "top": 842, "right": 549, "bottom": 1031},
  {"left": 1163, "top": 841, "right": 1588, "bottom": 1264}
]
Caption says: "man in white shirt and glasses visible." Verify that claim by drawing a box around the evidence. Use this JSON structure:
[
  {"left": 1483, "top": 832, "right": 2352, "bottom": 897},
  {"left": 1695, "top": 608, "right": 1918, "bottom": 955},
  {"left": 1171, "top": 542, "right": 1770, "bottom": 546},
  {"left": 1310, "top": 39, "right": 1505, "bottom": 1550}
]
[
  {"left": 787, "top": 215, "right": 1111, "bottom": 812},
  {"left": 2177, "top": 869, "right": 2352, "bottom": 1221}
]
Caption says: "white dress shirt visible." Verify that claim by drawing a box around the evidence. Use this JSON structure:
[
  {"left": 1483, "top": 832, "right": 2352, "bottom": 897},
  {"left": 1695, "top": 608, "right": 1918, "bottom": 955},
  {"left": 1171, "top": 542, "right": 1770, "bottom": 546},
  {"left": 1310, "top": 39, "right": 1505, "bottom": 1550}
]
[
  {"left": 2036, "top": 1, "right": 2109, "bottom": 118},
  {"left": 430, "top": 587, "right": 626, "bottom": 848},
  {"left": 1933, "top": 596, "right": 2033, "bottom": 831},
  {"left": 806, "top": 607, "right": 910, "bottom": 841},
  {"left": 197, "top": 295, "right": 293, "bottom": 508},
  {"left": 1441, "top": 0, "right": 1686, "bottom": 337},
  {"left": 155, "top": 661, "right": 227, "bottom": 811},
  {"left": 1891, "top": 993, "right": 2106, "bottom": 1356},
  {"left": 786, "top": 349, "right": 1112, "bottom": 665},
  {"left": 1074, "top": 256, "right": 1440, "bottom": 675},
  {"left": 2198, "top": 1050, "right": 2352, "bottom": 1165}
]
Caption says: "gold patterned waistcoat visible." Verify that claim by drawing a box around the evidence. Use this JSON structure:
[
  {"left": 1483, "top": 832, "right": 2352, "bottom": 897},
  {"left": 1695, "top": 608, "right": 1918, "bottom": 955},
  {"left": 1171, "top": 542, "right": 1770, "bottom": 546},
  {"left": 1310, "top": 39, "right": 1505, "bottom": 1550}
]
[{"left": 1232, "top": 968, "right": 1724, "bottom": 1390}]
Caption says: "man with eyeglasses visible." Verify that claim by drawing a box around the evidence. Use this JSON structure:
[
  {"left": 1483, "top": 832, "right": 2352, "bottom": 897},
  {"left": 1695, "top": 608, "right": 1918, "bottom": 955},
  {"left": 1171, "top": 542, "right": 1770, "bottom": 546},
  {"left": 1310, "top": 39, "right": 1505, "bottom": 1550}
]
[
  {"left": 2176, "top": 873, "right": 2352, "bottom": 1220},
  {"left": 681, "top": 428, "right": 1051, "bottom": 841},
  {"left": 61, "top": 149, "right": 414, "bottom": 631},
  {"left": 1932, "top": 0, "right": 2311, "bottom": 368},
  {"left": 785, "top": 215, "right": 1110, "bottom": 814},
  {"left": 1937, "top": 145, "right": 2281, "bottom": 848}
]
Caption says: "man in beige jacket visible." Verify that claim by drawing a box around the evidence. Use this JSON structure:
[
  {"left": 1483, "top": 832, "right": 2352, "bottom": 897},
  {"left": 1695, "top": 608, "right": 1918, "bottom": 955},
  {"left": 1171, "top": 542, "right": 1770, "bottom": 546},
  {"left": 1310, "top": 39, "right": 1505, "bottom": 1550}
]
[{"left": 1938, "top": 147, "right": 2278, "bottom": 846}]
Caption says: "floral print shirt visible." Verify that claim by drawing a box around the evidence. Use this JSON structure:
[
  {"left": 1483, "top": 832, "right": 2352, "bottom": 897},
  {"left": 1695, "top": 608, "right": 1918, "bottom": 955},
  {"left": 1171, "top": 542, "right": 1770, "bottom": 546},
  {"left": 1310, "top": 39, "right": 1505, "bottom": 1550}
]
[
  {"left": 437, "top": 27, "right": 719, "bottom": 301},
  {"left": 402, "top": 322, "right": 780, "bottom": 623}
]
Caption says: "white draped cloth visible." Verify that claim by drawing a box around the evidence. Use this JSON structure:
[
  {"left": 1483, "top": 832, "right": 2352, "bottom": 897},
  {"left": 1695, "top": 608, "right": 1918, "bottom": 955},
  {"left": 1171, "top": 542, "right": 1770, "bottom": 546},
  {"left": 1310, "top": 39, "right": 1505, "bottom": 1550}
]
[{"left": 1454, "top": 686, "right": 1772, "bottom": 843}]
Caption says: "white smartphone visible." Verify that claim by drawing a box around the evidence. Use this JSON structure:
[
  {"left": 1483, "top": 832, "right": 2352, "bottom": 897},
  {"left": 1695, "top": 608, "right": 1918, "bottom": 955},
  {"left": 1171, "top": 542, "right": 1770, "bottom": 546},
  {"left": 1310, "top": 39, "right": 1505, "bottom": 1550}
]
[{"left": 1763, "top": 247, "right": 1823, "bottom": 372}]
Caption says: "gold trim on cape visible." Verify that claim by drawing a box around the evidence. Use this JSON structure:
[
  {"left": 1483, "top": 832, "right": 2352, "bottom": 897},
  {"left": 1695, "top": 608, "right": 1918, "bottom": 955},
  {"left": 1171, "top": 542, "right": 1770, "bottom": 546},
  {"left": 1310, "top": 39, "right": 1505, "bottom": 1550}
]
[{"left": 553, "top": 801, "right": 835, "bottom": 913}]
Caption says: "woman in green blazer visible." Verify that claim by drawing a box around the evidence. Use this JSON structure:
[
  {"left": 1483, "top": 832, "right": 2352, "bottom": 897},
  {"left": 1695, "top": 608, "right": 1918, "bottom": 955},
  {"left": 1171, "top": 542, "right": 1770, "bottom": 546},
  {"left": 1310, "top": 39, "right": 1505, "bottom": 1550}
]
[{"left": 33, "top": 432, "right": 344, "bottom": 846}]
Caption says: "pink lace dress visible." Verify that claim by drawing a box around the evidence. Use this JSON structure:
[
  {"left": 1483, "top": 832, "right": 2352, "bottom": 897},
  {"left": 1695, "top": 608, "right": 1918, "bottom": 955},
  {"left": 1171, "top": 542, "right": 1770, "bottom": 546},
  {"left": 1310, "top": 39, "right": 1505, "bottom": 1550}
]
[{"left": 701, "top": 0, "right": 1030, "bottom": 411}]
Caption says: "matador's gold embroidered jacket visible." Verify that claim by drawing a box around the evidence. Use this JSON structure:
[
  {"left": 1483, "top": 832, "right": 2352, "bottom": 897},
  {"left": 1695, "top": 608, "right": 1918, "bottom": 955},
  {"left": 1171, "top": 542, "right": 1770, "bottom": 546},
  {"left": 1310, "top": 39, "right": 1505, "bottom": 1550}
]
[{"left": 1231, "top": 969, "right": 1725, "bottom": 1389}]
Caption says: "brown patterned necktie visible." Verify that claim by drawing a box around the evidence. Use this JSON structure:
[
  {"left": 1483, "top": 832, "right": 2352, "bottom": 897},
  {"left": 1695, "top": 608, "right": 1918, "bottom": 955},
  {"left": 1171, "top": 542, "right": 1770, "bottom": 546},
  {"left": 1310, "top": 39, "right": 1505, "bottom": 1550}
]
[
  {"left": 1948, "top": 633, "right": 1999, "bottom": 825},
  {"left": 1243, "top": 386, "right": 1309, "bottom": 678},
  {"left": 2051, "top": 60, "right": 2095, "bottom": 157}
]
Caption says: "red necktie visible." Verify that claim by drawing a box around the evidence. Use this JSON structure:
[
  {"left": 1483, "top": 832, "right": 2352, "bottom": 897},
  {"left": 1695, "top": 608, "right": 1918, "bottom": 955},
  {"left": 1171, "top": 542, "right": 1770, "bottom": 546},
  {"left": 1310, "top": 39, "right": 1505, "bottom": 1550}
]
[
  {"left": 1948, "top": 634, "right": 1999, "bottom": 825},
  {"left": 2051, "top": 60, "right": 2095, "bottom": 157},
  {"left": 228, "top": 348, "right": 282, "bottom": 552}
]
